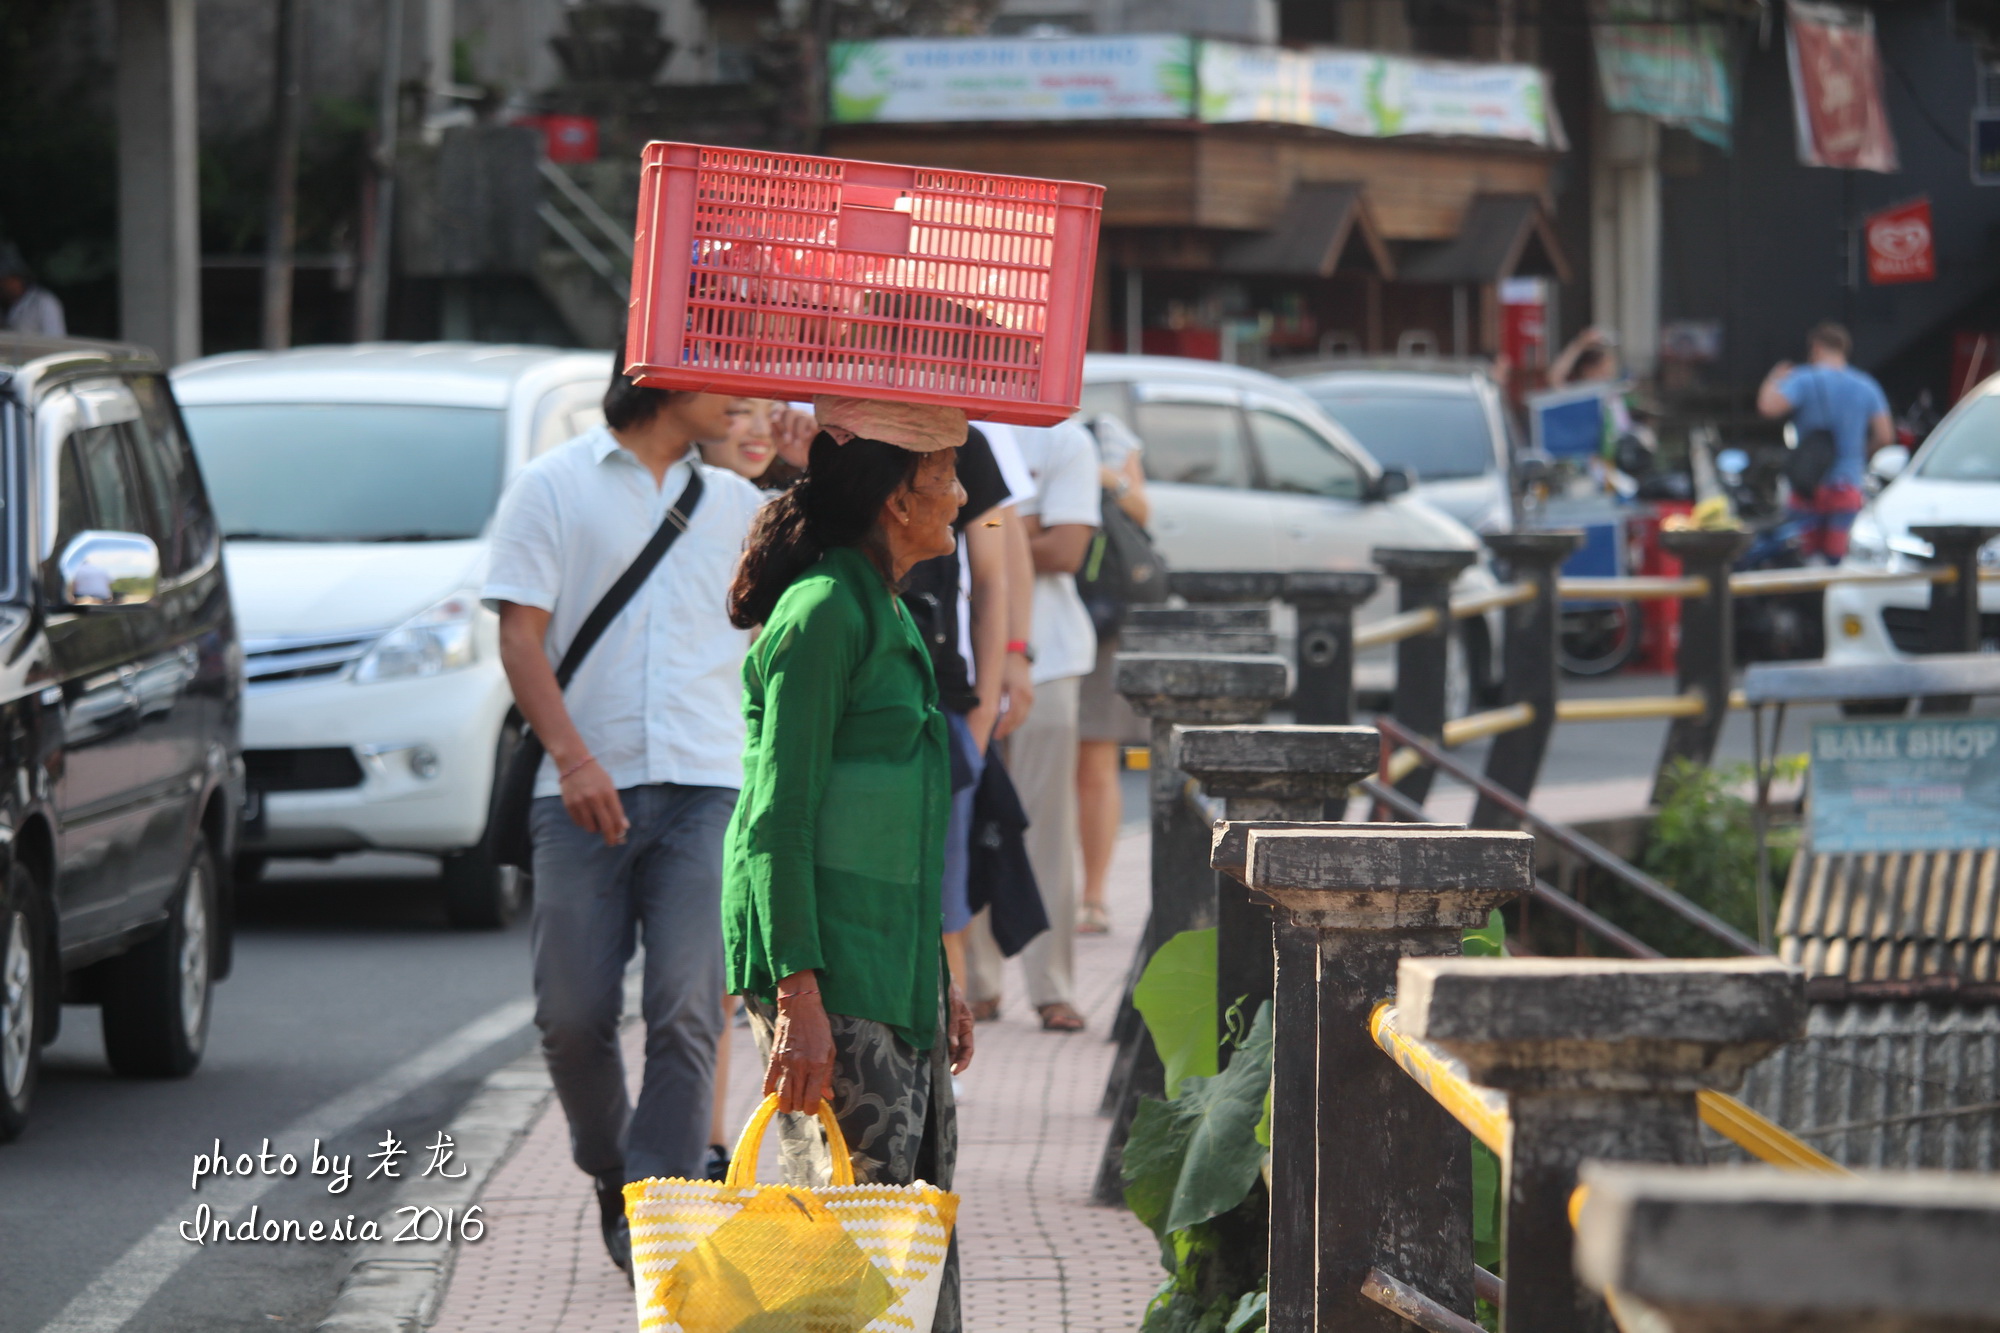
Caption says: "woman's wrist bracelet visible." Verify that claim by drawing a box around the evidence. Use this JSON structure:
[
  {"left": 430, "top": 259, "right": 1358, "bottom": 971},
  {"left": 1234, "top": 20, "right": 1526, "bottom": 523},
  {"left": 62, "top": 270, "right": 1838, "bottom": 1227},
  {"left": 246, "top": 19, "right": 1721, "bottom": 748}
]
[
  {"left": 558, "top": 754, "right": 597, "bottom": 782},
  {"left": 1006, "top": 639, "right": 1032, "bottom": 659}
]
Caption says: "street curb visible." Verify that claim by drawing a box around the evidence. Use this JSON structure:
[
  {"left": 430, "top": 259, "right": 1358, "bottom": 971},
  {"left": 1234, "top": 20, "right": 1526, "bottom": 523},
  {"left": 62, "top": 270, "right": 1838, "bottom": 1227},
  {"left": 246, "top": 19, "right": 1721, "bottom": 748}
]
[{"left": 311, "top": 1048, "right": 553, "bottom": 1332}]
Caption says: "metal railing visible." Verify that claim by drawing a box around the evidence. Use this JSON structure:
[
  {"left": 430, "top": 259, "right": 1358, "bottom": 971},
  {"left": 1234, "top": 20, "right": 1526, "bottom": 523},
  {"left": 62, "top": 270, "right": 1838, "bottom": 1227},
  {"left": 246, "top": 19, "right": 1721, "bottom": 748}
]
[{"left": 538, "top": 158, "right": 631, "bottom": 300}]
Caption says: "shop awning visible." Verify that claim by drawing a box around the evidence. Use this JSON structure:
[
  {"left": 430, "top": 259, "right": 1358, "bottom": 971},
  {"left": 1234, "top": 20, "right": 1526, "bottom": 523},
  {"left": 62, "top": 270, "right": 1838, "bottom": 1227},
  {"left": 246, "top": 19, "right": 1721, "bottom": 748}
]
[
  {"left": 1218, "top": 182, "right": 1395, "bottom": 280},
  {"left": 1398, "top": 193, "right": 1570, "bottom": 285}
]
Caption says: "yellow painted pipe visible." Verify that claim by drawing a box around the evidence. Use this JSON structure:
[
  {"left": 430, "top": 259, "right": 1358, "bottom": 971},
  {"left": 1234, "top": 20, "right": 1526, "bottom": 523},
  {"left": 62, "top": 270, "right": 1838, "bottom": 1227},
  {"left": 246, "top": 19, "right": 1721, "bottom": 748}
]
[
  {"left": 1353, "top": 605, "right": 1444, "bottom": 650},
  {"left": 1696, "top": 1090, "right": 1848, "bottom": 1174},
  {"left": 1381, "top": 746, "right": 1424, "bottom": 785},
  {"left": 1554, "top": 692, "right": 1707, "bottom": 723},
  {"left": 1441, "top": 703, "right": 1536, "bottom": 748},
  {"left": 1449, "top": 581, "right": 1539, "bottom": 620},
  {"left": 1559, "top": 575, "right": 1709, "bottom": 602},
  {"left": 1369, "top": 1003, "right": 1510, "bottom": 1157},
  {"left": 1730, "top": 566, "right": 1947, "bottom": 597}
]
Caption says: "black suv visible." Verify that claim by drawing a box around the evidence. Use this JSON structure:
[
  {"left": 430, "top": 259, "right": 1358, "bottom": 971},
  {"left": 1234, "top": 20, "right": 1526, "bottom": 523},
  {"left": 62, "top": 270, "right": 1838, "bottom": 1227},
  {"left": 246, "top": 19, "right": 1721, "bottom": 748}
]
[{"left": 0, "top": 335, "right": 243, "bottom": 1141}]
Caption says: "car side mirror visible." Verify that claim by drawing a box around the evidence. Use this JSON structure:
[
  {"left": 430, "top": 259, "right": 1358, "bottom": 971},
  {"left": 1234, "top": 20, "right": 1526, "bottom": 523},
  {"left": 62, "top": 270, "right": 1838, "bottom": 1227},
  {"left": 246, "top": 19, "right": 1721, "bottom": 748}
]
[
  {"left": 59, "top": 531, "right": 160, "bottom": 608},
  {"left": 1869, "top": 444, "right": 1911, "bottom": 483},
  {"left": 1370, "top": 467, "right": 1413, "bottom": 502}
]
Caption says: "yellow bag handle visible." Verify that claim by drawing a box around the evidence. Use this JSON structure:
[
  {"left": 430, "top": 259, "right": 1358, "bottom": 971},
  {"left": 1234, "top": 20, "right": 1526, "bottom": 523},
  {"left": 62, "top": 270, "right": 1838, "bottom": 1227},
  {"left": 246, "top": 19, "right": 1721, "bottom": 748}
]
[{"left": 724, "top": 1094, "right": 856, "bottom": 1189}]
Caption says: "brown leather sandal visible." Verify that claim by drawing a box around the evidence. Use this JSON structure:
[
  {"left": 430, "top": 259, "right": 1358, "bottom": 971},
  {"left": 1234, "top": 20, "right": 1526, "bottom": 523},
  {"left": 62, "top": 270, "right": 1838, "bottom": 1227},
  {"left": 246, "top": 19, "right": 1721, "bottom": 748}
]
[
  {"left": 970, "top": 998, "right": 1002, "bottom": 1023},
  {"left": 1037, "top": 1002, "right": 1086, "bottom": 1032}
]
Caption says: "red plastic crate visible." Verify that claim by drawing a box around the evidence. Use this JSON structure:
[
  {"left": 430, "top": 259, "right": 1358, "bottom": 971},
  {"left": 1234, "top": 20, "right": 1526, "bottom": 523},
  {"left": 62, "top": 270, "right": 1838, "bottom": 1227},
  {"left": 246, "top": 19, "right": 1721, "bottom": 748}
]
[{"left": 623, "top": 142, "right": 1105, "bottom": 427}]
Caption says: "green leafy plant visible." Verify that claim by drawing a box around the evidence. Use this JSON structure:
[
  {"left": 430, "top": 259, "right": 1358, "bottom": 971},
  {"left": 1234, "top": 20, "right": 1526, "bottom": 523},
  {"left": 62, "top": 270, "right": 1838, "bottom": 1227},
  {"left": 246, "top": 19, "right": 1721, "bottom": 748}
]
[
  {"left": 1133, "top": 927, "right": 1220, "bottom": 1095},
  {"left": 1608, "top": 758, "right": 1803, "bottom": 956}
]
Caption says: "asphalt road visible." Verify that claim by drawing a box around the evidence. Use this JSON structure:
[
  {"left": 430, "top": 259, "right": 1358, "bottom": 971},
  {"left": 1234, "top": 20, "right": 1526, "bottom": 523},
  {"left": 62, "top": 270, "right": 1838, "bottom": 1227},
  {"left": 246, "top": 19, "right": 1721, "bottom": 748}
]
[{"left": 0, "top": 856, "right": 536, "bottom": 1333}]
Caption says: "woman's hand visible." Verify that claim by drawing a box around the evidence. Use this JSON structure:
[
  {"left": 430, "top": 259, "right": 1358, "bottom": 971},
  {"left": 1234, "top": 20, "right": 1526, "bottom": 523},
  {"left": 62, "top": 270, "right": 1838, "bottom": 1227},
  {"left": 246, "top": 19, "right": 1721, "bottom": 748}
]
[
  {"left": 947, "top": 984, "right": 976, "bottom": 1075},
  {"left": 765, "top": 973, "right": 836, "bottom": 1115}
]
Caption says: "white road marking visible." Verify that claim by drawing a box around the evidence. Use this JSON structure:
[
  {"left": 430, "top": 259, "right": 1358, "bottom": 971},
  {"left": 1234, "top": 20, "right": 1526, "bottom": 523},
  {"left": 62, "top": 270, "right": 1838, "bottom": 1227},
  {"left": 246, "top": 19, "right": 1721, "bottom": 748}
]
[{"left": 36, "top": 997, "right": 536, "bottom": 1333}]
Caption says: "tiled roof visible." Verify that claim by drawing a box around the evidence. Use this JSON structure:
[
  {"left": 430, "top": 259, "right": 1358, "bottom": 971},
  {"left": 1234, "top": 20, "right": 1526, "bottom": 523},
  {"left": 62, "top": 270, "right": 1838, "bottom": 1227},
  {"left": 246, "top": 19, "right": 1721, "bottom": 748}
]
[{"left": 1777, "top": 849, "right": 2000, "bottom": 983}]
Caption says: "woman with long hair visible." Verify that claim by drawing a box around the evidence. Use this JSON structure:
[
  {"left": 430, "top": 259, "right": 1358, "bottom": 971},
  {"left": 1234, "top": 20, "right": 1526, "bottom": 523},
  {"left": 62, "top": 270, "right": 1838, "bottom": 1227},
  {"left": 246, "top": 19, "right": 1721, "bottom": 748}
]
[{"left": 722, "top": 407, "right": 977, "bottom": 1332}]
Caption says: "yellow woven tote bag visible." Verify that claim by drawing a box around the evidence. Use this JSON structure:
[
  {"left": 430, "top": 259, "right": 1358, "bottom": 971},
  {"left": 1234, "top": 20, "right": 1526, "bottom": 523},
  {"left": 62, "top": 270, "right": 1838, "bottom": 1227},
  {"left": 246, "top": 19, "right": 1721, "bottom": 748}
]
[{"left": 624, "top": 1094, "right": 959, "bottom": 1333}]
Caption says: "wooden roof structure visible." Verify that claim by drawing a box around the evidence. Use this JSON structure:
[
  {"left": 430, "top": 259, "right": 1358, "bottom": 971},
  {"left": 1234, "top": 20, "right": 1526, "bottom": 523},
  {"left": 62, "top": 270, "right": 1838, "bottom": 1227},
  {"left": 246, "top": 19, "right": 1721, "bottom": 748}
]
[{"left": 1777, "top": 849, "right": 2000, "bottom": 1001}]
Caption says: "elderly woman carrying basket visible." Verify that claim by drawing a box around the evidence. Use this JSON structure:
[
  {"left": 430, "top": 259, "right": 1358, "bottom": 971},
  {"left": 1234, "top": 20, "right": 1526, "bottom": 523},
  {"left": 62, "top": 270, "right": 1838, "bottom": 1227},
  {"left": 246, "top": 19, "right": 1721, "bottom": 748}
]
[{"left": 721, "top": 397, "right": 979, "bottom": 1333}]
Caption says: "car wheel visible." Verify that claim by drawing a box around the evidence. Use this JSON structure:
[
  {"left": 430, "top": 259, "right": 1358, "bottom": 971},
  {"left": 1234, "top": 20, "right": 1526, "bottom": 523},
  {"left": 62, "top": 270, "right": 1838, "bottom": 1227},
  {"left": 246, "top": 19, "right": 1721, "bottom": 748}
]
[
  {"left": 102, "top": 839, "right": 216, "bottom": 1079},
  {"left": 441, "top": 840, "right": 525, "bottom": 931},
  {"left": 0, "top": 866, "right": 47, "bottom": 1142}
]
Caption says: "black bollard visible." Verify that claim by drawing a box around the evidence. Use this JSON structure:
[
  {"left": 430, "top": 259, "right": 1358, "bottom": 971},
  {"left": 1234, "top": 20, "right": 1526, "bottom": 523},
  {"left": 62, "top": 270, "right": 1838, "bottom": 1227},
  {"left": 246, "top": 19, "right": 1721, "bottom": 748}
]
[
  {"left": 1374, "top": 548, "right": 1477, "bottom": 806},
  {"left": 1400, "top": 957, "right": 1804, "bottom": 1333},
  {"left": 1651, "top": 530, "right": 1751, "bottom": 806},
  {"left": 1283, "top": 570, "right": 1380, "bottom": 727},
  {"left": 1912, "top": 524, "right": 2000, "bottom": 714},
  {"left": 1475, "top": 531, "right": 1581, "bottom": 829},
  {"left": 1175, "top": 725, "right": 1378, "bottom": 1066},
  {"left": 1229, "top": 827, "right": 1534, "bottom": 1333},
  {"left": 1094, "top": 651, "right": 1289, "bottom": 1205}
]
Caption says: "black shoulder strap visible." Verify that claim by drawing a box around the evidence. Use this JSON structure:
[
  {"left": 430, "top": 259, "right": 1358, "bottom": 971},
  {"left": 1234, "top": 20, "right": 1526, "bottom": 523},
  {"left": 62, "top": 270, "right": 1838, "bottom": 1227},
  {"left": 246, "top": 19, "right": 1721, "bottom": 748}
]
[{"left": 552, "top": 468, "right": 705, "bottom": 691}]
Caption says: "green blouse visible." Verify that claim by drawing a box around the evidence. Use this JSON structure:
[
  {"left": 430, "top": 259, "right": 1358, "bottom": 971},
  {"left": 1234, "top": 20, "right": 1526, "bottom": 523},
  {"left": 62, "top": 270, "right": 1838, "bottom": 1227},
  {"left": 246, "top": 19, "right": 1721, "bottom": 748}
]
[{"left": 722, "top": 544, "right": 951, "bottom": 1050}]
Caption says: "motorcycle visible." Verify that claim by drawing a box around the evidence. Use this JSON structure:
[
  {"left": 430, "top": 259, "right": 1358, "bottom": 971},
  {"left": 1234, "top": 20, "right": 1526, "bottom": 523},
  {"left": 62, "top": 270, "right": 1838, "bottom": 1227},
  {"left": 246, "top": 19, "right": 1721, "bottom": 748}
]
[{"left": 1716, "top": 446, "right": 1823, "bottom": 663}]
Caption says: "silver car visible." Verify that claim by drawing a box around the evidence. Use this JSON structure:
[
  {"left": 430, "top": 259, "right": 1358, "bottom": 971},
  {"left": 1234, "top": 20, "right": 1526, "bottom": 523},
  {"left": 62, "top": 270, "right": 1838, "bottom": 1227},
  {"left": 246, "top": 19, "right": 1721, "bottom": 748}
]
[
  {"left": 1280, "top": 360, "right": 1519, "bottom": 536},
  {"left": 1080, "top": 353, "right": 1498, "bottom": 706}
]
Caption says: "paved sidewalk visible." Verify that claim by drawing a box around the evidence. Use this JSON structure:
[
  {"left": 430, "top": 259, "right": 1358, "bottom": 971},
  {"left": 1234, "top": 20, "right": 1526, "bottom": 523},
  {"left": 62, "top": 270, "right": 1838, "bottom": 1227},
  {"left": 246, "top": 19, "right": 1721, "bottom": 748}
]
[{"left": 428, "top": 829, "right": 1161, "bottom": 1332}]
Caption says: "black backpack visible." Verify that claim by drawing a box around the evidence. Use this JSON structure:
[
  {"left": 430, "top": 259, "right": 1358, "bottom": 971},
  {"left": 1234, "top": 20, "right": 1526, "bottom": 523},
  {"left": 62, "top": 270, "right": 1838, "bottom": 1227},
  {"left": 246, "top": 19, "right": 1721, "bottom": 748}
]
[
  {"left": 1785, "top": 371, "right": 1840, "bottom": 500},
  {"left": 1075, "top": 485, "right": 1168, "bottom": 639}
]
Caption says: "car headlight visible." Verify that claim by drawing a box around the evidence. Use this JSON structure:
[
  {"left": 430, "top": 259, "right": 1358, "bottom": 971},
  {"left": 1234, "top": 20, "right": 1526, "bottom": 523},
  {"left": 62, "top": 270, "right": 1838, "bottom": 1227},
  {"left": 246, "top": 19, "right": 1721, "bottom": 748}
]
[
  {"left": 354, "top": 593, "right": 479, "bottom": 683},
  {"left": 1844, "top": 513, "right": 1889, "bottom": 568}
]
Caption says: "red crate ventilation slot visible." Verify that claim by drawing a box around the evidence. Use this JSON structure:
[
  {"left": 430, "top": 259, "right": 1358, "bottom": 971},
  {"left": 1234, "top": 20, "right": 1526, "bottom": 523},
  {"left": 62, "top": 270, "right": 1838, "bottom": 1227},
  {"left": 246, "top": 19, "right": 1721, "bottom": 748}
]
[{"left": 624, "top": 143, "right": 1105, "bottom": 428}]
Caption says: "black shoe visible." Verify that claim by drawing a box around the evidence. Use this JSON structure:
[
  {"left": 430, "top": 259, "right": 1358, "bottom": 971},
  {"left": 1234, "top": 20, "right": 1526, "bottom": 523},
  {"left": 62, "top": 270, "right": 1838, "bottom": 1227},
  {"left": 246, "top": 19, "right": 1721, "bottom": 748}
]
[
  {"left": 595, "top": 1172, "right": 632, "bottom": 1283},
  {"left": 704, "top": 1143, "right": 731, "bottom": 1182}
]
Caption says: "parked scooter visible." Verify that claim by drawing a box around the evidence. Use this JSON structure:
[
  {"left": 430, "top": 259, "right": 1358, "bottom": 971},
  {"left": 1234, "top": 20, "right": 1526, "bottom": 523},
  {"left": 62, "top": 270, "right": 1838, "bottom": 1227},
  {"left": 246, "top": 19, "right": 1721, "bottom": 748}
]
[{"left": 1716, "top": 447, "right": 1823, "bottom": 663}]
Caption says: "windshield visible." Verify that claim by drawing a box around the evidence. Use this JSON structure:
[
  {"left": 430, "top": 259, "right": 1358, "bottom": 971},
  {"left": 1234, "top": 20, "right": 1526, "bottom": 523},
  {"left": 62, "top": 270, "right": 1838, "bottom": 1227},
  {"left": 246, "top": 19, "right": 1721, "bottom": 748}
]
[
  {"left": 1915, "top": 394, "right": 2000, "bottom": 482},
  {"left": 1302, "top": 387, "right": 1495, "bottom": 481},
  {"left": 179, "top": 403, "right": 505, "bottom": 541}
]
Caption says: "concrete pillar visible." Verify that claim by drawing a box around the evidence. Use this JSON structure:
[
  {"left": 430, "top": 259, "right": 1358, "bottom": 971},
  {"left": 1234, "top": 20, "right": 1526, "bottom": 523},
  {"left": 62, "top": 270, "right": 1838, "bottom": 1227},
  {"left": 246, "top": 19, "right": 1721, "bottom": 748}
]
[
  {"left": 1282, "top": 571, "right": 1380, "bottom": 727},
  {"left": 1475, "top": 532, "right": 1581, "bottom": 829},
  {"left": 1912, "top": 524, "right": 2000, "bottom": 714},
  {"left": 1093, "top": 650, "right": 1290, "bottom": 1204},
  {"left": 1397, "top": 958, "right": 1806, "bottom": 1333},
  {"left": 1122, "top": 625, "right": 1278, "bottom": 656},
  {"left": 1127, "top": 605, "right": 1270, "bottom": 634},
  {"left": 116, "top": 0, "right": 201, "bottom": 364},
  {"left": 1652, "top": 530, "right": 1751, "bottom": 804},
  {"left": 1231, "top": 827, "right": 1535, "bottom": 1333},
  {"left": 1175, "top": 725, "right": 1379, "bottom": 1062},
  {"left": 1590, "top": 110, "right": 1660, "bottom": 379},
  {"left": 1574, "top": 1163, "right": 2000, "bottom": 1333},
  {"left": 1170, "top": 570, "right": 1287, "bottom": 606},
  {"left": 1375, "top": 547, "right": 1477, "bottom": 806}
]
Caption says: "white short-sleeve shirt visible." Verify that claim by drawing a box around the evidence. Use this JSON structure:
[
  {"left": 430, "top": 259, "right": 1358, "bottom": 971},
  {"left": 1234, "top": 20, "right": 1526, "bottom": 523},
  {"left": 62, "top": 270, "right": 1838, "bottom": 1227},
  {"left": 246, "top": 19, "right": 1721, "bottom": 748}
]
[
  {"left": 986, "top": 418, "right": 1101, "bottom": 684},
  {"left": 482, "top": 426, "right": 766, "bottom": 796}
]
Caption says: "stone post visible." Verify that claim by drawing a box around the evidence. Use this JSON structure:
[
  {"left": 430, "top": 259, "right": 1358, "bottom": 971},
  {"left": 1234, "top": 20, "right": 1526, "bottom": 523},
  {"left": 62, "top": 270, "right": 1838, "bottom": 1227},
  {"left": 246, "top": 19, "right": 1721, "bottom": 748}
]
[
  {"left": 1127, "top": 605, "right": 1270, "bottom": 634},
  {"left": 1397, "top": 957, "right": 1806, "bottom": 1333},
  {"left": 1170, "top": 570, "right": 1286, "bottom": 605},
  {"left": 1912, "top": 524, "right": 2000, "bottom": 714},
  {"left": 1574, "top": 1163, "right": 2000, "bottom": 1333},
  {"left": 1175, "top": 725, "right": 1379, "bottom": 1065},
  {"left": 1651, "top": 530, "right": 1752, "bottom": 805},
  {"left": 1093, "top": 652, "right": 1290, "bottom": 1204},
  {"left": 1374, "top": 548, "right": 1478, "bottom": 806},
  {"left": 1282, "top": 570, "right": 1380, "bottom": 727},
  {"left": 1476, "top": 532, "right": 1581, "bottom": 828},
  {"left": 1228, "top": 827, "right": 1535, "bottom": 1333},
  {"left": 1122, "top": 625, "right": 1279, "bottom": 656}
]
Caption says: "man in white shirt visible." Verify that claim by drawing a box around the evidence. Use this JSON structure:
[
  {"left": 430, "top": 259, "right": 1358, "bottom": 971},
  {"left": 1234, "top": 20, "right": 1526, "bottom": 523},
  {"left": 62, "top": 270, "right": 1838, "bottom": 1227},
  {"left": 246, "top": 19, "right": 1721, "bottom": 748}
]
[
  {"left": 965, "top": 418, "right": 1100, "bottom": 1031},
  {"left": 484, "top": 360, "right": 764, "bottom": 1279},
  {"left": 0, "top": 245, "right": 65, "bottom": 337}
]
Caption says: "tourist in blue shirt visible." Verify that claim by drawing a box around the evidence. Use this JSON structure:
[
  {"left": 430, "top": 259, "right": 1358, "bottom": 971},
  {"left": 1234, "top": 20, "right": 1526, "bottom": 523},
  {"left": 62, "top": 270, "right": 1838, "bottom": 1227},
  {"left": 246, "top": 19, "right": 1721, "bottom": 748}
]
[{"left": 1757, "top": 322, "right": 1893, "bottom": 560}]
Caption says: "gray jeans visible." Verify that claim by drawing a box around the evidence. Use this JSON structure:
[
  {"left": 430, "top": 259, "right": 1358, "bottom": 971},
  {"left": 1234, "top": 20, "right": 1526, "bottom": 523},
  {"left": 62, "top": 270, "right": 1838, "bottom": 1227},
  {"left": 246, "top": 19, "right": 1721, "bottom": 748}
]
[{"left": 529, "top": 784, "right": 735, "bottom": 1185}]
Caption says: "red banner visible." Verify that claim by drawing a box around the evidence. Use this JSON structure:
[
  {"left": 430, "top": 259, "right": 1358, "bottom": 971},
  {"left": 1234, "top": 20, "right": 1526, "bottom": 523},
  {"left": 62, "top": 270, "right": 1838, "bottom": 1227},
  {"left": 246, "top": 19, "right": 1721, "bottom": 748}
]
[
  {"left": 1866, "top": 198, "right": 1935, "bottom": 285},
  {"left": 1786, "top": 0, "right": 1899, "bottom": 172}
]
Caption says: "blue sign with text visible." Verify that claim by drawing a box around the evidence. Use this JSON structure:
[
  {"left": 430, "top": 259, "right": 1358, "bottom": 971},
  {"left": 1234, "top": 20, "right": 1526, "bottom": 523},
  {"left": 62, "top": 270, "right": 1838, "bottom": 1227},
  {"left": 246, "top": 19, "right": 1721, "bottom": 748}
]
[{"left": 1810, "top": 718, "right": 2000, "bottom": 853}]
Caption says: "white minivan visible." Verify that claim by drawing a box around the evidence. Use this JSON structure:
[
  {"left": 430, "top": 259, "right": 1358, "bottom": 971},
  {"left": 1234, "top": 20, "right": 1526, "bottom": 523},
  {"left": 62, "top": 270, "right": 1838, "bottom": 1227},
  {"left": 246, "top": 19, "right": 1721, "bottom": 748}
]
[{"left": 172, "top": 343, "right": 611, "bottom": 927}]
